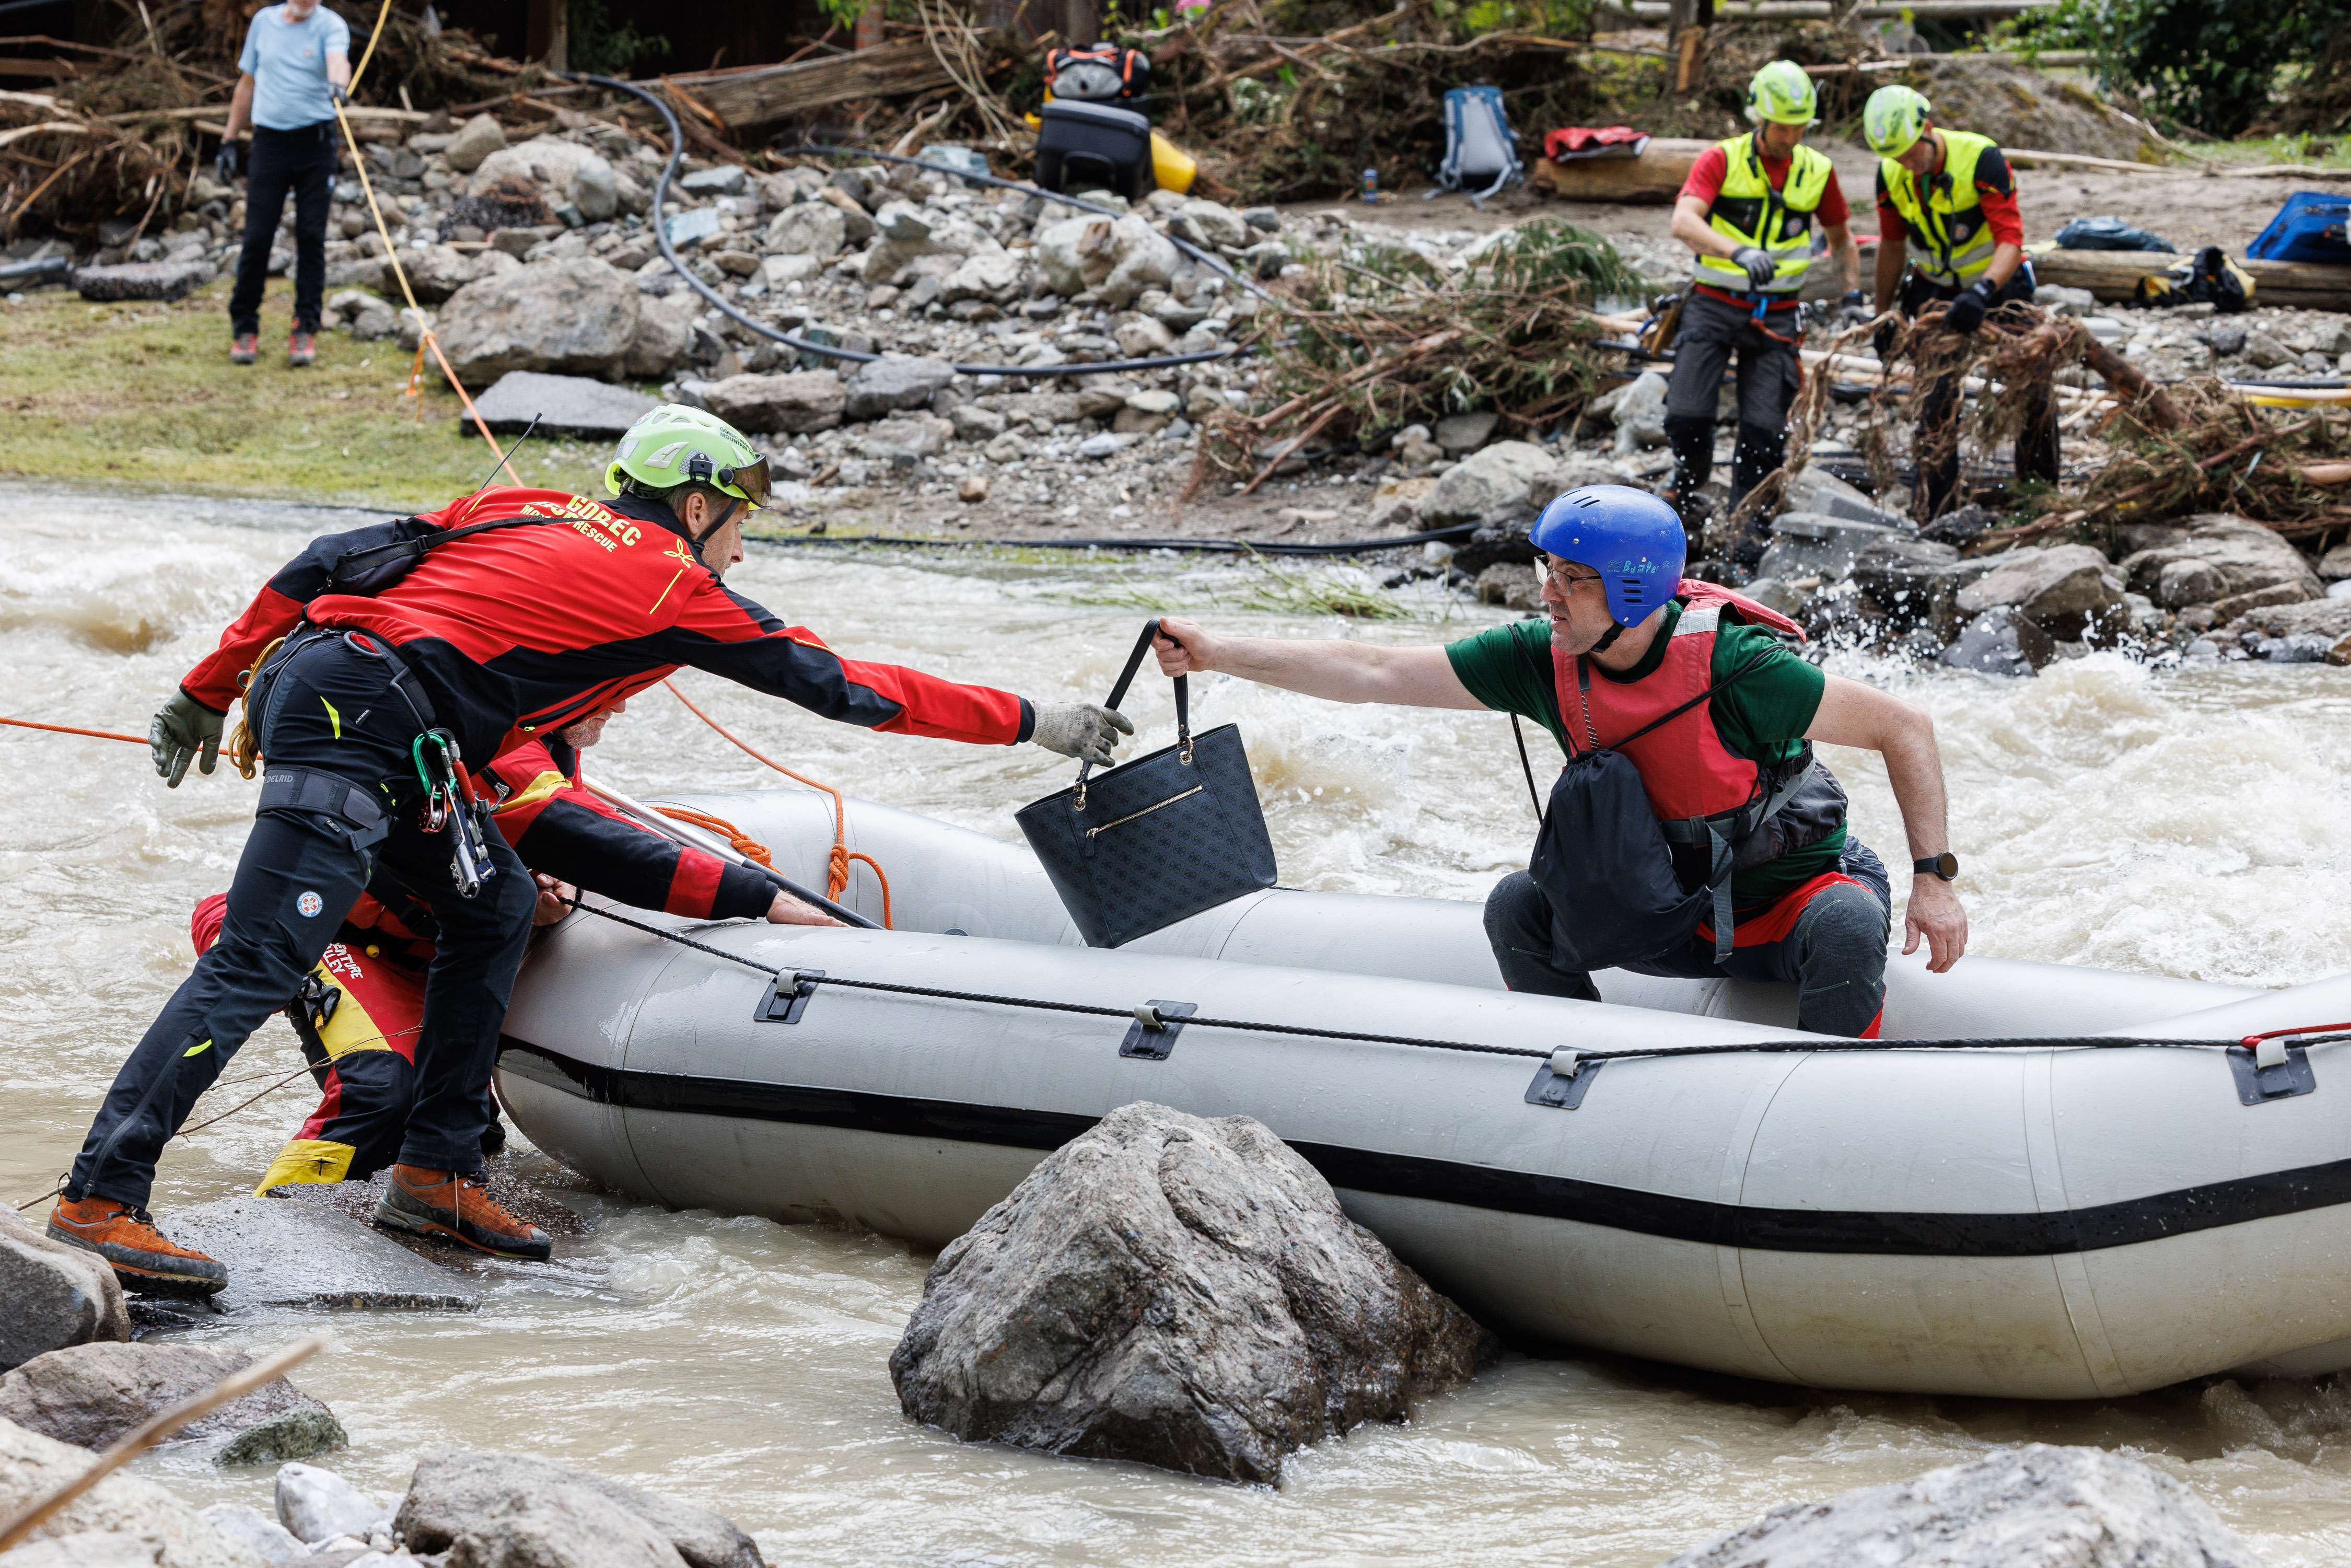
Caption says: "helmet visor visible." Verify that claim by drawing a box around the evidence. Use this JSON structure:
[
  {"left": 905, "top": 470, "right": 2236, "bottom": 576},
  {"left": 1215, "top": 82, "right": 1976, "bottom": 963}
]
[{"left": 716, "top": 455, "right": 773, "bottom": 512}]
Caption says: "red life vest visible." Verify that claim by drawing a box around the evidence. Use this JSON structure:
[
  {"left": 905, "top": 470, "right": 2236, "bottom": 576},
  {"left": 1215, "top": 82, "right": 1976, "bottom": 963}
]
[{"left": 1552, "top": 581, "right": 1806, "bottom": 824}]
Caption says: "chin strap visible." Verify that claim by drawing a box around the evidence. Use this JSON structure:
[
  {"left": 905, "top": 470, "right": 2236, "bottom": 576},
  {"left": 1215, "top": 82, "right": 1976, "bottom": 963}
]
[
  {"left": 1592, "top": 623, "right": 1624, "bottom": 654},
  {"left": 688, "top": 497, "right": 742, "bottom": 560}
]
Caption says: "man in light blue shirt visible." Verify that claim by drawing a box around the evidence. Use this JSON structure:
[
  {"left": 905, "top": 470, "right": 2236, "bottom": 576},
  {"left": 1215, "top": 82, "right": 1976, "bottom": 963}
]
[{"left": 220, "top": 0, "right": 351, "bottom": 367}]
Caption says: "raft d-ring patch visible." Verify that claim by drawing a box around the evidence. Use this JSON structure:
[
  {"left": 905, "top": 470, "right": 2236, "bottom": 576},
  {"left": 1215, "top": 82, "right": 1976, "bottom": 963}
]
[{"left": 297, "top": 891, "right": 324, "bottom": 917}]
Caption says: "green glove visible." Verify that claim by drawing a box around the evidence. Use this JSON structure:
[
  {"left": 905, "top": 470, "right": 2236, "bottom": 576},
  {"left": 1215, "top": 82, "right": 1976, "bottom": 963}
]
[{"left": 150, "top": 691, "right": 225, "bottom": 788}]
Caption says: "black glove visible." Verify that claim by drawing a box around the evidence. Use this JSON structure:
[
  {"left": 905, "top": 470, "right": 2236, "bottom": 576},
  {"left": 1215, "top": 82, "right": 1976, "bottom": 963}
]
[
  {"left": 1731, "top": 246, "right": 1778, "bottom": 291},
  {"left": 329, "top": 83, "right": 348, "bottom": 109},
  {"left": 1872, "top": 318, "right": 1901, "bottom": 363},
  {"left": 150, "top": 691, "right": 225, "bottom": 788},
  {"left": 1943, "top": 280, "right": 1993, "bottom": 335},
  {"left": 215, "top": 142, "right": 238, "bottom": 183}
]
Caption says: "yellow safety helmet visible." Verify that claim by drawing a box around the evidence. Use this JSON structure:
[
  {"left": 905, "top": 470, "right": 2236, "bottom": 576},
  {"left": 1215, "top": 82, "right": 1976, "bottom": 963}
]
[
  {"left": 1745, "top": 60, "right": 1819, "bottom": 127},
  {"left": 1864, "top": 84, "right": 1934, "bottom": 158}
]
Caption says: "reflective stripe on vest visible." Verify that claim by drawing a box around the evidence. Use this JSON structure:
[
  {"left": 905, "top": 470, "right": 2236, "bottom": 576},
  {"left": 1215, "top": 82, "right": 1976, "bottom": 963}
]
[
  {"left": 1550, "top": 582, "right": 1807, "bottom": 823},
  {"left": 1881, "top": 130, "right": 2001, "bottom": 288},
  {"left": 1692, "top": 134, "right": 1834, "bottom": 296}
]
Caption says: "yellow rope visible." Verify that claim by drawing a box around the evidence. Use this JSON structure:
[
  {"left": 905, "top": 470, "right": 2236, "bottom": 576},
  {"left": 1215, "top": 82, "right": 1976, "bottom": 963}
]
[{"left": 346, "top": 0, "right": 394, "bottom": 97}]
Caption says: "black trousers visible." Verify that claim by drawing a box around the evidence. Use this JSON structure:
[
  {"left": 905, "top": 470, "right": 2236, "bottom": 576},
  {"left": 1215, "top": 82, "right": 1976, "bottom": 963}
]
[
  {"left": 1482, "top": 841, "right": 1893, "bottom": 1038},
  {"left": 69, "top": 635, "right": 534, "bottom": 1208},
  {"left": 1905, "top": 267, "right": 2060, "bottom": 520},
  {"left": 229, "top": 121, "right": 337, "bottom": 338}
]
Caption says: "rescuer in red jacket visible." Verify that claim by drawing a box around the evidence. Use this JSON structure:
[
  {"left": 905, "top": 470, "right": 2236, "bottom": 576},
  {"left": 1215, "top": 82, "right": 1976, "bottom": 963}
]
[{"left": 51, "top": 406, "right": 1131, "bottom": 1297}]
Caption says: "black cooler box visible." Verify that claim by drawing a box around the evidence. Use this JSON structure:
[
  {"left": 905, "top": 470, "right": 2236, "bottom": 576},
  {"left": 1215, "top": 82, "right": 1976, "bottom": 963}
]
[{"left": 1035, "top": 100, "right": 1155, "bottom": 204}]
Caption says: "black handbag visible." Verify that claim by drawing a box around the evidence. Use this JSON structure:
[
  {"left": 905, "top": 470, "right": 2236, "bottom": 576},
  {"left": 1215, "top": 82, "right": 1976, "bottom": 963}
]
[{"left": 1016, "top": 620, "right": 1278, "bottom": 948}]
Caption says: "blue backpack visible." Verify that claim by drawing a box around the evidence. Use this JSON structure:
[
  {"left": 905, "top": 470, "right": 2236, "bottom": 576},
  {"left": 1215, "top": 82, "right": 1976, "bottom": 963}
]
[
  {"left": 1434, "top": 86, "right": 1522, "bottom": 205},
  {"left": 2248, "top": 191, "right": 2351, "bottom": 265}
]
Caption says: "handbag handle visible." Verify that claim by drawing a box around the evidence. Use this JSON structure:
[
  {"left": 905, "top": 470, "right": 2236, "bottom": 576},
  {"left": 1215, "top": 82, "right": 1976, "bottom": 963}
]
[{"left": 1075, "top": 619, "right": 1189, "bottom": 809}]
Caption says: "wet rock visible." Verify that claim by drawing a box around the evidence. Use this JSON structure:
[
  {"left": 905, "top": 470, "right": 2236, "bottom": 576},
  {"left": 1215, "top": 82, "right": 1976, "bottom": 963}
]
[
  {"left": 2238, "top": 597, "right": 2351, "bottom": 641},
  {"left": 843, "top": 356, "right": 954, "bottom": 419},
  {"left": 0, "top": 1344, "right": 334, "bottom": 1455},
  {"left": 2209, "top": 580, "right": 2313, "bottom": 622},
  {"left": 1656, "top": 1442, "right": 2263, "bottom": 1568},
  {"left": 275, "top": 1464, "right": 390, "bottom": 1545},
  {"left": 1755, "top": 514, "right": 1908, "bottom": 584},
  {"left": 1474, "top": 562, "right": 1542, "bottom": 611},
  {"left": 1419, "top": 441, "right": 1557, "bottom": 527},
  {"left": 442, "top": 114, "right": 506, "bottom": 174},
  {"left": 1850, "top": 538, "right": 2005, "bottom": 643},
  {"left": 195, "top": 1508, "right": 302, "bottom": 1567},
  {"left": 0, "top": 1197, "right": 127, "bottom": 1373},
  {"left": 0, "top": 1418, "right": 264, "bottom": 1568},
  {"left": 1434, "top": 411, "right": 1498, "bottom": 455},
  {"left": 701, "top": 370, "right": 845, "bottom": 435},
  {"left": 395, "top": 1452, "right": 761, "bottom": 1568},
  {"left": 436, "top": 259, "right": 641, "bottom": 381},
  {"left": 764, "top": 203, "right": 846, "bottom": 264},
  {"left": 2121, "top": 514, "right": 2322, "bottom": 608},
  {"left": 1168, "top": 199, "right": 1249, "bottom": 251},
  {"left": 5, "top": 1532, "right": 166, "bottom": 1568},
  {"left": 161, "top": 1194, "right": 478, "bottom": 1313},
  {"left": 213, "top": 1409, "right": 348, "bottom": 1468},
  {"left": 1954, "top": 543, "right": 2124, "bottom": 642},
  {"left": 404, "top": 245, "right": 519, "bottom": 305},
  {"left": 73, "top": 260, "right": 212, "bottom": 302},
  {"left": 1918, "top": 502, "right": 1990, "bottom": 546},
  {"left": 1782, "top": 469, "right": 1910, "bottom": 532},
  {"left": 467, "top": 371, "right": 657, "bottom": 440},
  {"left": 889, "top": 1101, "right": 1493, "bottom": 1485},
  {"left": 1366, "top": 476, "right": 1438, "bottom": 533},
  {"left": 1938, "top": 606, "right": 2055, "bottom": 677},
  {"left": 1590, "top": 370, "right": 1667, "bottom": 455}
]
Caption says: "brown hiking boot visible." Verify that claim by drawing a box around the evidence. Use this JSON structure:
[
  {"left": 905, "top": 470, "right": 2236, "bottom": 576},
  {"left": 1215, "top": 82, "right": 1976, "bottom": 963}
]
[
  {"left": 47, "top": 1197, "right": 229, "bottom": 1298},
  {"left": 230, "top": 333, "right": 259, "bottom": 365},
  {"left": 287, "top": 331, "right": 316, "bottom": 368},
  {"left": 376, "top": 1165, "right": 551, "bottom": 1260}
]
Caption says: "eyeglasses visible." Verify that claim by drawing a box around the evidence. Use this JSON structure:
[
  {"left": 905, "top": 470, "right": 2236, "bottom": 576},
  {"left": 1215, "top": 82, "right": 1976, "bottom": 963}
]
[{"left": 1534, "top": 559, "right": 1604, "bottom": 591}]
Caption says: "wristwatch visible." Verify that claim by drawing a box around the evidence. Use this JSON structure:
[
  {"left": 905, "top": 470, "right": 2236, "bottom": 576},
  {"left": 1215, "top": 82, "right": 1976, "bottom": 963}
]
[{"left": 1913, "top": 852, "right": 1959, "bottom": 881}]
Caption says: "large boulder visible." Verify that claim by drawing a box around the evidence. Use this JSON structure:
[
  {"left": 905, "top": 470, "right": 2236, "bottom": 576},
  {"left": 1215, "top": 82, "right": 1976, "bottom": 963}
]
[
  {"left": 4, "top": 1532, "right": 166, "bottom": 1568},
  {"left": 1032, "top": 213, "right": 1172, "bottom": 304},
  {"left": 0, "top": 1202, "right": 126, "bottom": 1372},
  {"left": 1656, "top": 1443, "right": 2263, "bottom": 1568},
  {"left": 762, "top": 203, "right": 846, "bottom": 263},
  {"left": 1953, "top": 542, "right": 2125, "bottom": 642},
  {"left": 843, "top": 356, "right": 954, "bottom": 420},
  {"left": 403, "top": 244, "right": 520, "bottom": 305},
  {"left": 467, "top": 371, "right": 656, "bottom": 440},
  {"left": 1418, "top": 441, "right": 1559, "bottom": 528},
  {"left": 0, "top": 1418, "right": 265, "bottom": 1568},
  {"left": 442, "top": 113, "right": 507, "bottom": 174},
  {"left": 1851, "top": 538, "right": 2011, "bottom": 644},
  {"left": 446, "top": 1490, "right": 684, "bottom": 1568},
  {"left": 1939, "top": 605, "right": 2056, "bottom": 677},
  {"left": 0, "top": 1344, "right": 333, "bottom": 1455},
  {"left": 622, "top": 293, "right": 695, "bottom": 379},
  {"left": 273, "top": 1464, "right": 389, "bottom": 1545},
  {"left": 437, "top": 259, "right": 642, "bottom": 381},
  {"left": 395, "top": 1452, "right": 761, "bottom": 1568},
  {"left": 73, "top": 260, "right": 212, "bottom": 303},
  {"left": 469, "top": 137, "right": 619, "bottom": 222},
  {"left": 699, "top": 370, "right": 845, "bottom": 434},
  {"left": 2119, "top": 513, "right": 2322, "bottom": 609},
  {"left": 889, "top": 1101, "right": 1493, "bottom": 1484}
]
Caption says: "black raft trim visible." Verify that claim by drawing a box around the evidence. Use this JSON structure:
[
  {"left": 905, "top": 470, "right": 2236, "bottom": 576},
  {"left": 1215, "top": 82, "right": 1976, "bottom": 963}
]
[{"left": 496, "top": 1037, "right": 2351, "bottom": 1259}]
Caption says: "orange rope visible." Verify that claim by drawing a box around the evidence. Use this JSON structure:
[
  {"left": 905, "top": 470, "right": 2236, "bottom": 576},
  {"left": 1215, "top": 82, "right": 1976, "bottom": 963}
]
[
  {"left": 0, "top": 716, "right": 144, "bottom": 745},
  {"left": 660, "top": 678, "right": 894, "bottom": 928}
]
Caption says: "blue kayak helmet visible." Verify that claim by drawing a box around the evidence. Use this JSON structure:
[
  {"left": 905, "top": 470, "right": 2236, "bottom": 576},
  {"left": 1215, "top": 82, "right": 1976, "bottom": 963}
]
[{"left": 1528, "top": 485, "right": 1685, "bottom": 627}]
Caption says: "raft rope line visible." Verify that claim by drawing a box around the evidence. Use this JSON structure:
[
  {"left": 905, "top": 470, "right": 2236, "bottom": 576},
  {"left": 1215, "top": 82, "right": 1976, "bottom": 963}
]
[{"left": 554, "top": 895, "right": 2351, "bottom": 1068}]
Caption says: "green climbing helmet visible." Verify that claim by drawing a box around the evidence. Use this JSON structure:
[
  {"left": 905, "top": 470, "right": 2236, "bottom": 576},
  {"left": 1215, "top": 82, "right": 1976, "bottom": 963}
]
[
  {"left": 1864, "top": 84, "right": 1934, "bottom": 158},
  {"left": 1745, "top": 60, "right": 1819, "bottom": 127},
  {"left": 605, "top": 404, "right": 773, "bottom": 511}
]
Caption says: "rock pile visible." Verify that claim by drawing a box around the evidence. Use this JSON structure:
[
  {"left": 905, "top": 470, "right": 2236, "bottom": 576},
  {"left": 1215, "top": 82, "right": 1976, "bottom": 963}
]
[{"left": 890, "top": 1101, "right": 1494, "bottom": 1484}]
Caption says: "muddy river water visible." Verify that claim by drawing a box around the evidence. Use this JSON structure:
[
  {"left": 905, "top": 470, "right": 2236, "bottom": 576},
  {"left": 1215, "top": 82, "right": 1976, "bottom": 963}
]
[{"left": 5, "top": 482, "right": 2351, "bottom": 1565}]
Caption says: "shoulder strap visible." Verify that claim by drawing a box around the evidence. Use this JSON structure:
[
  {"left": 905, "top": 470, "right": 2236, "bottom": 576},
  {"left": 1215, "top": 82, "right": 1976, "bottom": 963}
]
[
  {"left": 1602, "top": 646, "right": 1774, "bottom": 754},
  {"left": 1074, "top": 619, "right": 1186, "bottom": 797}
]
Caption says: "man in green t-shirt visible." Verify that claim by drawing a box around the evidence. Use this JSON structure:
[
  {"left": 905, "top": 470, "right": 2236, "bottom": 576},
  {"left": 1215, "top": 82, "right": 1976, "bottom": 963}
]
[{"left": 1151, "top": 485, "right": 1967, "bottom": 1037}]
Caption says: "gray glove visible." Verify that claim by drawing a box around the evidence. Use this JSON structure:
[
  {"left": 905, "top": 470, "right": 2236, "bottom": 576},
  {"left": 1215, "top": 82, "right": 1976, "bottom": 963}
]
[
  {"left": 150, "top": 690, "right": 224, "bottom": 787},
  {"left": 1029, "top": 701, "right": 1134, "bottom": 767},
  {"left": 1731, "top": 246, "right": 1778, "bottom": 291}
]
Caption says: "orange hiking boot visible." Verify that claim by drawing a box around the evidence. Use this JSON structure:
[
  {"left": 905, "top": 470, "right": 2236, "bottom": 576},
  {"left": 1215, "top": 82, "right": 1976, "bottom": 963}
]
[
  {"left": 376, "top": 1165, "right": 551, "bottom": 1260},
  {"left": 230, "top": 333, "right": 259, "bottom": 365},
  {"left": 47, "top": 1197, "right": 229, "bottom": 1298},
  {"left": 287, "top": 331, "right": 316, "bottom": 368}
]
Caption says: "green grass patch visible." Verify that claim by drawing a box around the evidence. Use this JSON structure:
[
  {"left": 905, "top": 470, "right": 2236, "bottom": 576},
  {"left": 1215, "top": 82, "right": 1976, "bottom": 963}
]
[
  {"left": 2203, "top": 133, "right": 2351, "bottom": 169},
  {"left": 1, "top": 276, "right": 615, "bottom": 511}
]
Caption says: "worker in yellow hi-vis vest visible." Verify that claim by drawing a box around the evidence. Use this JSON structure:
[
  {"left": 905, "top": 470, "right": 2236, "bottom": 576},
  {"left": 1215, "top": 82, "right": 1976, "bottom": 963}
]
[
  {"left": 1664, "top": 60, "right": 1862, "bottom": 573},
  {"left": 1866, "top": 84, "right": 2058, "bottom": 523}
]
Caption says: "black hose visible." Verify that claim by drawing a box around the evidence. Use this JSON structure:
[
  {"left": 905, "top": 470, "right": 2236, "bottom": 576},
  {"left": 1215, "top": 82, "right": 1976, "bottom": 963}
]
[
  {"left": 567, "top": 74, "right": 1251, "bottom": 381},
  {"left": 760, "top": 522, "right": 1475, "bottom": 557}
]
